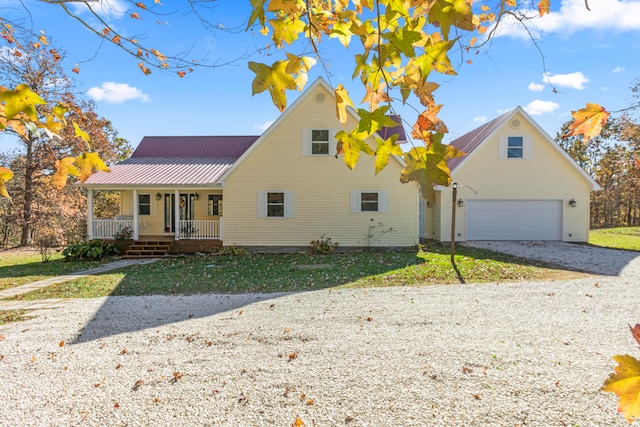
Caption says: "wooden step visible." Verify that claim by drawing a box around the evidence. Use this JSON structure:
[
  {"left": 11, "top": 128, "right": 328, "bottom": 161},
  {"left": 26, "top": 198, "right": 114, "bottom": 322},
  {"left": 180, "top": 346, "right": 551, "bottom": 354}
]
[{"left": 123, "top": 240, "right": 172, "bottom": 259}]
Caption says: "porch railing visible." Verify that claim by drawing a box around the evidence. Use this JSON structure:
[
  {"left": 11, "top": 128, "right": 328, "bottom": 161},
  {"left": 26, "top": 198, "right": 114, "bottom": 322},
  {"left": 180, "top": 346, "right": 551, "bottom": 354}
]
[
  {"left": 177, "top": 220, "right": 221, "bottom": 240},
  {"left": 92, "top": 219, "right": 134, "bottom": 239}
]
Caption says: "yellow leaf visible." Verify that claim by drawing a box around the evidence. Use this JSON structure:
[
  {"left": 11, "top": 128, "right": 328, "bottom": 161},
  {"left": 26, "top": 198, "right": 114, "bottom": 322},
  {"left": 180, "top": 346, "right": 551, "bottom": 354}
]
[
  {"left": 291, "top": 416, "right": 305, "bottom": 427},
  {"left": 602, "top": 355, "right": 640, "bottom": 422},
  {"left": 565, "top": 103, "right": 610, "bottom": 143},
  {"left": 0, "top": 167, "right": 14, "bottom": 199},
  {"left": 52, "top": 157, "right": 79, "bottom": 189},
  {"left": 335, "top": 84, "right": 354, "bottom": 124},
  {"left": 375, "top": 134, "right": 403, "bottom": 175},
  {"left": 73, "top": 121, "right": 92, "bottom": 145},
  {"left": 0, "top": 84, "right": 47, "bottom": 121},
  {"left": 248, "top": 60, "right": 297, "bottom": 112},
  {"left": 336, "top": 129, "right": 374, "bottom": 170},
  {"left": 75, "top": 152, "right": 110, "bottom": 182}
]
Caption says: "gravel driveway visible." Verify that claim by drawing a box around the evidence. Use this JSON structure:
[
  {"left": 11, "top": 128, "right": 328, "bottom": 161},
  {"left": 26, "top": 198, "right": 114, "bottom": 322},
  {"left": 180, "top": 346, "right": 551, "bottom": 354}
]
[
  {"left": 2, "top": 274, "right": 639, "bottom": 426},
  {"left": 463, "top": 240, "right": 640, "bottom": 277}
]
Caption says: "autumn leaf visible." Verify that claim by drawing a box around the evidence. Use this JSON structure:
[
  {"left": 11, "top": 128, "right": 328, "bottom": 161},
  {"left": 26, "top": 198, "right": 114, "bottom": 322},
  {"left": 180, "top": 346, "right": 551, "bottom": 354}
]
[
  {"left": 335, "top": 84, "right": 354, "bottom": 124},
  {"left": 631, "top": 324, "right": 640, "bottom": 347},
  {"left": 428, "top": 0, "right": 477, "bottom": 40},
  {"left": 291, "top": 417, "right": 305, "bottom": 427},
  {"left": 75, "top": 152, "right": 111, "bottom": 182},
  {"left": 0, "top": 167, "right": 14, "bottom": 199},
  {"left": 375, "top": 134, "right": 403, "bottom": 175},
  {"left": 52, "top": 157, "right": 79, "bottom": 188},
  {"left": 73, "top": 121, "right": 91, "bottom": 146},
  {"left": 247, "top": 0, "right": 268, "bottom": 29},
  {"left": 248, "top": 60, "right": 297, "bottom": 112},
  {"left": 565, "top": 103, "right": 610, "bottom": 143},
  {"left": 130, "top": 12, "right": 141, "bottom": 19},
  {"left": 538, "top": 0, "right": 550, "bottom": 16},
  {"left": 0, "top": 84, "right": 46, "bottom": 121},
  {"left": 602, "top": 354, "right": 640, "bottom": 422},
  {"left": 336, "top": 129, "right": 374, "bottom": 170},
  {"left": 177, "top": 71, "right": 186, "bottom": 78}
]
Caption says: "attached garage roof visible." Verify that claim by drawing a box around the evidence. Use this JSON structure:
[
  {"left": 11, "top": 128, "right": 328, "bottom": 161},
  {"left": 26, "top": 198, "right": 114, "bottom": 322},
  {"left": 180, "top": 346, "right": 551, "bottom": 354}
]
[{"left": 83, "top": 136, "right": 259, "bottom": 187}]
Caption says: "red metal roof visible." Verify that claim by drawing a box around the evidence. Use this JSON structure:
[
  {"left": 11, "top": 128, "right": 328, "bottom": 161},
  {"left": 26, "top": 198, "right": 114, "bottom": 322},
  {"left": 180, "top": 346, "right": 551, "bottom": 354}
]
[
  {"left": 83, "top": 136, "right": 259, "bottom": 186},
  {"left": 447, "top": 110, "right": 512, "bottom": 171},
  {"left": 377, "top": 115, "right": 407, "bottom": 142}
]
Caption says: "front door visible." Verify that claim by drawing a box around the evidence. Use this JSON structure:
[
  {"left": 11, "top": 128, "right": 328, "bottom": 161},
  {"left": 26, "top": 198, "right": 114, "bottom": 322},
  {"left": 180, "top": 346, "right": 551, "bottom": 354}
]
[{"left": 163, "top": 193, "right": 196, "bottom": 233}]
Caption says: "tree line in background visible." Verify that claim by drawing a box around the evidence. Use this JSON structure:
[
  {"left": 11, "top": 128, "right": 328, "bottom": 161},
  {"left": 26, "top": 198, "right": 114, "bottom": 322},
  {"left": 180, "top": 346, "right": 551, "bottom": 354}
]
[
  {"left": 0, "top": 31, "right": 131, "bottom": 248},
  {"left": 555, "top": 82, "right": 640, "bottom": 229}
]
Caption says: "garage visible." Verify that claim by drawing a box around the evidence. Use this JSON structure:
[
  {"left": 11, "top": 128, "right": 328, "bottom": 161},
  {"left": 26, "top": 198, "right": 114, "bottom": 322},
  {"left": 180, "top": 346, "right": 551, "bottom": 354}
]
[{"left": 466, "top": 200, "right": 563, "bottom": 241}]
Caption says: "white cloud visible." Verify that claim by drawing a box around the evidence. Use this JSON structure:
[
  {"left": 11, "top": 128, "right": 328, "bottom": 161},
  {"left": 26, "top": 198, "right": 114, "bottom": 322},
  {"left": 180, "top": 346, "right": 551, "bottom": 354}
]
[
  {"left": 87, "top": 82, "right": 150, "bottom": 103},
  {"left": 473, "top": 116, "right": 488, "bottom": 124},
  {"left": 493, "top": 0, "right": 640, "bottom": 38},
  {"left": 543, "top": 72, "right": 589, "bottom": 90},
  {"left": 528, "top": 82, "right": 545, "bottom": 92},
  {"left": 612, "top": 66, "right": 625, "bottom": 73},
  {"left": 524, "top": 100, "right": 560, "bottom": 115},
  {"left": 254, "top": 120, "right": 274, "bottom": 132},
  {"left": 69, "top": 0, "right": 128, "bottom": 19}
]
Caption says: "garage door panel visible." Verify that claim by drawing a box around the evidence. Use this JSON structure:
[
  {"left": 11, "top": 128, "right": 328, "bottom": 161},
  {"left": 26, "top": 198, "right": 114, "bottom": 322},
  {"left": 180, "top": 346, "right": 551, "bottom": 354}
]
[{"left": 467, "top": 200, "right": 562, "bottom": 241}]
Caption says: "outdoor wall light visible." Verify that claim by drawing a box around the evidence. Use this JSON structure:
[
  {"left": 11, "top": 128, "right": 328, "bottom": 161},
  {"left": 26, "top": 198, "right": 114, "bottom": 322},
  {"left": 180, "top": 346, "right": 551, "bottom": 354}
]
[
  {"left": 569, "top": 199, "right": 577, "bottom": 207},
  {"left": 457, "top": 199, "right": 464, "bottom": 207},
  {"left": 194, "top": 193, "right": 200, "bottom": 200},
  {"left": 155, "top": 192, "right": 162, "bottom": 201}
]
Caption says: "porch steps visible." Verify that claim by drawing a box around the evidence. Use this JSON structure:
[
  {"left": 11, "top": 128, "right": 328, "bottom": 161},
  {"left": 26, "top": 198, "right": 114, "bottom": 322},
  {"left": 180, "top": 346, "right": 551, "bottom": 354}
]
[{"left": 123, "top": 241, "right": 172, "bottom": 259}]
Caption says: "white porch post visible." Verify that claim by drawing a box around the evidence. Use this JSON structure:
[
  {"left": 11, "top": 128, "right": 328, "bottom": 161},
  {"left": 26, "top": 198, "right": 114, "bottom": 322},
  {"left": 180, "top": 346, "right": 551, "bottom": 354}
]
[
  {"left": 133, "top": 189, "right": 139, "bottom": 240},
  {"left": 174, "top": 189, "right": 180, "bottom": 240},
  {"left": 87, "top": 189, "right": 94, "bottom": 240},
  {"left": 219, "top": 217, "right": 223, "bottom": 241}
]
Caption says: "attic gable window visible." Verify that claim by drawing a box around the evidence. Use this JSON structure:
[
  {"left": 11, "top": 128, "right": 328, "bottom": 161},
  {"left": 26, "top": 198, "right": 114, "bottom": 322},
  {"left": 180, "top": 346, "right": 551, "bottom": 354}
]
[
  {"left": 311, "top": 130, "right": 329, "bottom": 155},
  {"left": 499, "top": 135, "right": 531, "bottom": 160},
  {"left": 507, "top": 136, "right": 524, "bottom": 158},
  {"left": 302, "top": 129, "right": 336, "bottom": 156}
]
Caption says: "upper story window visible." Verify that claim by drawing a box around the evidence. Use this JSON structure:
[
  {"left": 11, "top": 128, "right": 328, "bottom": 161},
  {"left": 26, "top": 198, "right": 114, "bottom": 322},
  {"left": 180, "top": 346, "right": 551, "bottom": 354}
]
[
  {"left": 311, "top": 130, "right": 329, "bottom": 155},
  {"left": 507, "top": 136, "right": 524, "bottom": 158},
  {"left": 208, "top": 195, "right": 222, "bottom": 216},
  {"left": 500, "top": 135, "right": 531, "bottom": 160},
  {"left": 302, "top": 129, "right": 336, "bottom": 156},
  {"left": 138, "top": 194, "right": 151, "bottom": 215}
]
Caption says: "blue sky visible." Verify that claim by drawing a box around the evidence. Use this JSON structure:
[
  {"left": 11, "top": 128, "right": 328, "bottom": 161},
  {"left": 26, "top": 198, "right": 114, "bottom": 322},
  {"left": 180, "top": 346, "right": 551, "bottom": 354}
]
[{"left": 3, "top": 0, "right": 640, "bottom": 150}]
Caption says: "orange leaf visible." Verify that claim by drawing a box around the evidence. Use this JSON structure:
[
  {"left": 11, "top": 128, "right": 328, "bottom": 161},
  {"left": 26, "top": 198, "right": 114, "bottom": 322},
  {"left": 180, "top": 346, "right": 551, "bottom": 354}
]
[
  {"left": 130, "top": 12, "right": 141, "bottom": 19},
  {"left": 291, "top": 417, "right": 305, "bottom": 427},
  {"left": 102, "top": 28, "right": 111, "bottom": 36},
  {"left": 602, "top": 355, "right": 640, "bottom": 422},
  {"left": 177, "top": 71, "right": 186, "bottom": 78},
  {"left": 112, "top": 35, "right": 121, "bottom": 44},
  {"left": 538, "top": 0, "right": 550, "bottom": 16},
  {"left": 136, "top": 2, "right": 147, "bottom": 9},
  {"left": 59, "top": 341, "right": 65, "bottom": 347},
  {"left": 72, "top": 66, "right": 80, "bottom": 74},
  {"left": 565, "top": 103, "right": 610, "bottom": 143},
  {"left": 52, "top": 157, "right": 78, "bottom": 189}
]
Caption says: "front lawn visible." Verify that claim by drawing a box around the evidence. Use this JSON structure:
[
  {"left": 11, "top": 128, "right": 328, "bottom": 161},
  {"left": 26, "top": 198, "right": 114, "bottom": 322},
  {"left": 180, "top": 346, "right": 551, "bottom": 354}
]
[
  {"left": 5, "top": 244, "right": 586, "bottom": 301},
  {"left": 589, "top": 227, "right": 640, "bottom": 251}
]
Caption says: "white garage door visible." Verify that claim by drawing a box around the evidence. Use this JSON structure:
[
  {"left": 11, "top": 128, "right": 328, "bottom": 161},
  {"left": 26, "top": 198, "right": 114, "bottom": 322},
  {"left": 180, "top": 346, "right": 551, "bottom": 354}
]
[{"left": 466, "top": 200, "right": 562, "bottom": 241}]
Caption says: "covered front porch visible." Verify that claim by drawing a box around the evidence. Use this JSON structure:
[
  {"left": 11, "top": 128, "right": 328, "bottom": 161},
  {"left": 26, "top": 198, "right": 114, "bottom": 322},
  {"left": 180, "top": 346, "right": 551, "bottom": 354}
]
[{"left": 86, "top": 188, "right": 223, "bottom": 243}]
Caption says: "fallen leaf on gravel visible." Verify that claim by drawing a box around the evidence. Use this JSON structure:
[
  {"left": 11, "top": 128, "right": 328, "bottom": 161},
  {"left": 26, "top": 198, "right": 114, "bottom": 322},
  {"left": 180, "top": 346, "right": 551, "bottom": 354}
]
[
  {"left": 0, "top": 334, "right": 4, "bottom": 341},
  {"left": 594, "top": 283, "right": 600, "bottom": 288},
  {"left": 94, "top": 383, "right": 101, "bottom": 388},
  {"left": 630, "top": 324, "right": 640, "bottom": 347},
  {"left": 291, "top": 417, "right": 304, "bottom": 426},
  {"left": 115, "top": 364, "right": 121, "bottom": 370},
  {"left": 119, "top": 348, "right": 128, "bottom": 355},
  {"left": 288, "top": 352, "right": 298, "bottom": 361},
  {"left": 171, "top": 371, "right": 183, "bottom": 383},
  {"left": 114, "top": 402, "right": 120, "bottom": 409},
  {"left": 366, "top": 317, "right": 373, "bottom": 322},
  {"left": 284, "top": 328, "right": 291, "bottom": 334},
  {"left": 59, "top": 340, "right": 64, "bottom": 347},
  {"left": 30, "top": 355, "right": 35, "bottom": 363},
  {"left": 133, "top": 380, "right": 144, "bottom": 391},
  {"left": 473, "top": 394, "right": 481, "bottom": 400}
]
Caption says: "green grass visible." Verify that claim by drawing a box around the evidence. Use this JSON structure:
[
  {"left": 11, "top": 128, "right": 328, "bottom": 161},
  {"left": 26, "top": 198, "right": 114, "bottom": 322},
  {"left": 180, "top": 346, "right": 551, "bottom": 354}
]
[
  {"left": 0, "top": 249, "right": 108, "bottom": 291},
  {"left": 0, "top": 310, "right": 35, "bottom": 326},
  {"left": 589, "top": 227, "right": 640, "bottom": 251},
  {"left": 5, "top": 244, "right": 585, "bottom": 301}
]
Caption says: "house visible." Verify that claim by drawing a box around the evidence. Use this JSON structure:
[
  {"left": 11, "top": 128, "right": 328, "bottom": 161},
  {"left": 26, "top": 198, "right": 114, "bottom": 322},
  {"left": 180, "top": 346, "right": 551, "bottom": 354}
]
[
  {"left": 425, "top": 106, "right": 601, "bottom": 242},
  {"left": 81, "top": 78, "right": 421, "bottom": 255}
]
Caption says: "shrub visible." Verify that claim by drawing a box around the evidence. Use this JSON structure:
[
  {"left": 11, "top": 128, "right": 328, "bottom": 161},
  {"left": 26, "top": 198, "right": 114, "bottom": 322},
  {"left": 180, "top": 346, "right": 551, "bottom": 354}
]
[
  {"left": 114, "top": 226, "right": 133, "bottom": 241},
  {"left": 36, "top": 231, "right": 60, "bottom": 263},
  {"left": 218, "top": 245, "right": 250, "bottom": 256},
  {"left": 62, "top": 240, "right": 120, "bottom": 261},
  {"left": 310, "top": 235, "right": 339, "bottom": 254}
]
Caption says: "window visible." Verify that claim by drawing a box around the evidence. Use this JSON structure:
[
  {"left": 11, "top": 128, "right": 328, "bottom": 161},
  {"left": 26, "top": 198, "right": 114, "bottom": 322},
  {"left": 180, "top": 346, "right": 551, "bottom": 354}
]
[
  {"left": 208, "top": 195, "right": 223, "bottom": 216},
  {"left": 361, "top": 192, "right": 379, "bottom": 212},
  {"left": 311, "top": 130, "right": 329, "bottom": 155},
  {"left": 351, "top": 191, "right": 388, "bottom": 213},
  {"left": 138, "top": 194, "right": 151, "bottom": 215},
  {"left": 302, "top": 129, "right": 336, "bottom": 156},
  {"left": 507, "top": 136, "right": 523, "bottom": 158},
  {"left": 257, "top": 191, "right": 294, "bottom": 218},
  {"left": 267, "top": 192, "right": 285, "bottom": 217}
]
